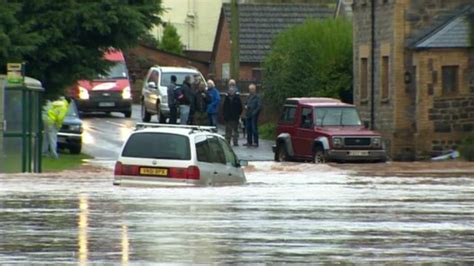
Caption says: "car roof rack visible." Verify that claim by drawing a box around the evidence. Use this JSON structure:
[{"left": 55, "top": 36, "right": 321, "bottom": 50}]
[{"left": 135, "top": 123, "right": 217, "bottom": 133}]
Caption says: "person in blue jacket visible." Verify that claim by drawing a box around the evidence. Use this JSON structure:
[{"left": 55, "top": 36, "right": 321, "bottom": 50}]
[{"left": 206, "top": 79, "right": 221, "bottom": 127}]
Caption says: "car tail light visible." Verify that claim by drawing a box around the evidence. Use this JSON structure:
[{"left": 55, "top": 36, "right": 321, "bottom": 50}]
[
  {"left": 186, "top": 166, "right": 200, "bottom": 180},
  {"left": 114, "top": 162, "right": 139, "bottom": 176},
  {"left": 169, "top": 166, "right": 200, "bottom": 180},
  {"left": 114, "top": 162, "right": 123, "bottom": 175}
]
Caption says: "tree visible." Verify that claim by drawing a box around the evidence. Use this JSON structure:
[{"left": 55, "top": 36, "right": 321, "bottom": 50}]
[
  {"left": 160, "top": 24, "right": 184, "bottom": 55},
  {"left": 0, "top": 0, "right": 163, "bottom": 98},
  {"left": 263, "top": 18, "right": 353, "bottom": 110}
]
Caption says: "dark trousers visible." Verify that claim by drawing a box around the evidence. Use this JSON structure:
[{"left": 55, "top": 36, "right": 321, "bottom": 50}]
[
  {"left": 246, "top": 115, "right": 259, "bottom": 145},
  {"left": 169, "top": 106, "right": 177, "bottom": 124},
  {"left": 225, "top": 120, "right": 239, "bottom": 145}
]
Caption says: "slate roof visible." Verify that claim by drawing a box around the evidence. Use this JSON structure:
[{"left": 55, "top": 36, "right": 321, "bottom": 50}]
[
  {"left": 222, "top": 3, "right": 334, "bottom": 63},
  {"left": 407, "top": 5, "right": 474, "bottom": 49}
]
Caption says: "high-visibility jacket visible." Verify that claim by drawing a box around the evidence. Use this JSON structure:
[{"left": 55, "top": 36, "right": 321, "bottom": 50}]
[{"left": 43, "top": 99, "right": 69, "bottom": 129}]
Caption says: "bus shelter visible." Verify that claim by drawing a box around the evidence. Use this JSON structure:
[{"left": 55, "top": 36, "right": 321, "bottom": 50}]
[{"left": 0, "top": 75, "right": 44, "bottom": 173}]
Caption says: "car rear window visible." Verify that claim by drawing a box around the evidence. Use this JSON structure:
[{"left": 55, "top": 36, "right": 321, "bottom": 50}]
[{"left": 122, "top": 133, "right": 191, "bottom": 160}]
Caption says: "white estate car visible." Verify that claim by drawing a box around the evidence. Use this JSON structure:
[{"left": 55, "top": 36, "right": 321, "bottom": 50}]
[
  {"left": 141, "top": 66, "right": 206, "bottom": 123},
  {"left": 114, "top": 123, "right": 247, "bottom": 187}
]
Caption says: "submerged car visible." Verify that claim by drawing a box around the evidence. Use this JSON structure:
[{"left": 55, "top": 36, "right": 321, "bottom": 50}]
[
  {"left": 58, "top": 101, "right": 83, "bottom": 154},
  {"left": 273, "top": 97, "right": 387, "bottom": 163},
  {"left": 114, "top": 123, "right": 247, "bottom": 187}
]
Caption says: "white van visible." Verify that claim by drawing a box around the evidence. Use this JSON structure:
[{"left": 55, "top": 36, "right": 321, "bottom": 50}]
[
  {"left": 114, "top": 123, "right": 247, "bottom": 187},
  {"left": 141, "top": 66, "right": 206, "bottom": 123}
]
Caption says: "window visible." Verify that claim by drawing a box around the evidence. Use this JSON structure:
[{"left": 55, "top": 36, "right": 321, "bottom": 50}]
[
  {"left": 218, "top": 138, "right": 238, "bottom": 167},
  {"left": 360, "top": 58, "right": 368, "bottom": 100},
  {"left": 279, "top": 106, "right": 296, "bottom": 123},
  {"left": 98, "top": 62, "right": 128, "bottom": 80},
  {"left": 315, "top": 107, "right": 362, "bottom": 127},
  {"left": 148, "top": 70, "right": 159, "bottom": 85},
  {"left": 160, "top": 72, "right": 204, "bottom": 87},
  {"left": 442, "top": 66, "right": 459, "bottom": 95},
  {"left": 252, "top": 68, "right": 262, "bottom": 81},
  {"left": 195, "top": 135, "right": 212, "bottom": 163},
  {"left": 122, "top": 133, "right": 190, "bottom": 160},
  {"left": 300, "top": 108, "right": 313, "bottom": 129},
  {"left": 206, "top": 136, "right": 226, "bottom": 165},
  {"left": 381, "top": 56, "right": 389, "bottom": 99}
]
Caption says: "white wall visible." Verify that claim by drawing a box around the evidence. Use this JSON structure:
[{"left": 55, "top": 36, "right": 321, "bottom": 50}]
[{"left": 151, "top": 0, "right": 224, "bottom": 52}]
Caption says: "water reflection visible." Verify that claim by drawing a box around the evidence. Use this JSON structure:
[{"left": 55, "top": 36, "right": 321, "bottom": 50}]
[
  {"left": 122, "top": 225, "right": 129, "bottom": 265},
  {"left": 0, "top": 163, "right": 473, "bottom": 264},
  {"left": 78, "top": 195, "right": 88, "bottom": 265}
]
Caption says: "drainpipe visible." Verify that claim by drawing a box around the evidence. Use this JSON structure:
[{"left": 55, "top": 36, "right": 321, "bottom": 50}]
[{"left": 370, "top": 0, "right": 376, "bottom": 129}]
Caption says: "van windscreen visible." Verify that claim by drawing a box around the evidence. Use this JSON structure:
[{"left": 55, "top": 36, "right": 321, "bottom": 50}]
[
  {"left": 99, "top": 62, "right": 128, "bottom": 79},
  {"left": 122, "top": 133, "right": 191, "bottom": 160}
]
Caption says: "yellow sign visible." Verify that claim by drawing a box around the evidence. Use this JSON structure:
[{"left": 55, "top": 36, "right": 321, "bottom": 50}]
[{"left": 7, "top": 63, "right": 24, "bottom": 84}]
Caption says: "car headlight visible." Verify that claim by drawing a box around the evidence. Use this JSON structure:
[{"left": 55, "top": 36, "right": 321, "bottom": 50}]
[
  {"left": 372, "top": 137, "right": 381, "bottom": 146},
  {"left": 78, "top": 86, "right": 89, "bottom": 100},
  {"left": 333, "top": 137, "right": 343, "bottom": 147},
  {"left": 69, "top": 125, "right": 82, "bottom": 132},
  {"left": 122, "top": 86, "right": 131, "bottom": 100}
]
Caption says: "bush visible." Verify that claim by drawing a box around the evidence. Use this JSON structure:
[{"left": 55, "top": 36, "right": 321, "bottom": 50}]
[
  {"left": 259, "top": 123, "right": 277, "bottom": 140},
  {"left": 460, "top": 134, "right": 474, "bottom": 161},
  {"left": 263, "top": 18, "right": 353, "bottom": 110}
]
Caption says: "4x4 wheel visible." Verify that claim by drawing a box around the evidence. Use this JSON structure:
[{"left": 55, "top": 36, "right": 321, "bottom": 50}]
[
  {"left": 313, "top": 148, "right": 326, "bottom": 164},
  {"left": 141, "top": 101, "right": 151, "bottom": 122},
  {"left": 276, "top": 144, "right": 289, "bottom": 162}
]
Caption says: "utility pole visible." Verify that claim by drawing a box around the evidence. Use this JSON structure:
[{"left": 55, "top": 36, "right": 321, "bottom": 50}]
[
  {"left": 230, "top": 0, "right": 240, "bottom": 81},
  {"left": 370, "top": 0, "right": 376, "bottom": 130}
]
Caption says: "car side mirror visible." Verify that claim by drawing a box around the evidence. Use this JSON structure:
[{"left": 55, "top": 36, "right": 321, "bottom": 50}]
[
  {"left": 363, "top": 121, "right": 370, "bottom": 129},
  {"left": 238, "top": 160, "right": 248, "bottom": 167},
  {"left": 148, "top": 81, "right": 157, "bottom": 90}
]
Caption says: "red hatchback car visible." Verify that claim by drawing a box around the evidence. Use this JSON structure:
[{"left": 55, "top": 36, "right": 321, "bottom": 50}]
[{"left": 273, "top": 98, "right": 387, "bottom": 163}]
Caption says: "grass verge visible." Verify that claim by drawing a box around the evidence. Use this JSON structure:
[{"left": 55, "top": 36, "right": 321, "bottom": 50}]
[
  {"left": 42, "top": 153, "right": 92, "bottom": 172},
  {"left": 259, "top": 123, "right": 277, "bottom": 140}
]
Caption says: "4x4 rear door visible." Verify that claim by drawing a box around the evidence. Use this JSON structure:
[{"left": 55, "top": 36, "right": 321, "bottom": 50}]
[{"left": 293, "top": 107, "right": 315, "bottom": 158}]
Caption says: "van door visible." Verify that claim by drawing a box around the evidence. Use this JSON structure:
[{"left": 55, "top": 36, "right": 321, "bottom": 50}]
[{"left": 144, "top": 69, "right": 160, "bottom": 112}]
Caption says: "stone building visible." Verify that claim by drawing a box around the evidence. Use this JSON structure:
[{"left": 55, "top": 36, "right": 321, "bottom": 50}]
[{"left": 353, "top": 0, "right": 474, "bottom": 160}]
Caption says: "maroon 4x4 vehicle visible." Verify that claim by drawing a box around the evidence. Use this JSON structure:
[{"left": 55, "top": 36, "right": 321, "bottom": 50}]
[{"left": 273, "top": 98, "right": 387, "bottom": 163}]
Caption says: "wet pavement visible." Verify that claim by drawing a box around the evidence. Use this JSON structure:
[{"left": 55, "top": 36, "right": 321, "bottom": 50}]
[
  {"left": 80, "top": 105, "right": 273, "bottom": 168},
  {"left": 1, "top": 162, "right": 474, "bottom": 264}
]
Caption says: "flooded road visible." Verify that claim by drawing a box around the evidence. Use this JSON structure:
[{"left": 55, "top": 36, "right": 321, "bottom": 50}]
[{"left": 1, "top": 162, "right": 473, "bottom": 264}]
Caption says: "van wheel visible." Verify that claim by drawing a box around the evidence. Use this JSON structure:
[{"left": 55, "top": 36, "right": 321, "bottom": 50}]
[
  {"left": 276, "top": 144, "right": 289, "bottom": 162},
  {"left": 141, "top": 102, "right": 151, "bottom": 122},
  {"left": 313, "top": 148, "right": 326, "bottom": 164}
]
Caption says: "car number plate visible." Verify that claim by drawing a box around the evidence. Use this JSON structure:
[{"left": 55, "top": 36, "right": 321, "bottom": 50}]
[
  {"left": 57, "top": 136, "right": 67, "bottom": 143},
  {"left": 99, "top": 102, "right": 115, "bottom": 107},
  {"left": 140, "top": 167, "right": 168, "bottom": 176},
  {"left": 349, "top": 151, "right": 369, "bottom": 156}
]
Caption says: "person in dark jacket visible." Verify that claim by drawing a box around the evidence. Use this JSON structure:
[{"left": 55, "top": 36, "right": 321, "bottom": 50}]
[
  {"left": 223, "top": 86, "right": 243, "bottom": 146},
  {"left": 244, "top": 84, "right": 262, "bottom": 147},
  {"left": 193, "top": 81, "right": 210, "bottom": 126},
  {"left": 167, "top": 75, "right": 178, "bottom": 124},
  {"left": 178, "top": 75, "right": 193, "bottom": 125}
]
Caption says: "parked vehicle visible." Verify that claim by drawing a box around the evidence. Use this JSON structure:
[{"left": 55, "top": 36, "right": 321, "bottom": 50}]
[
  {"left": 58, "top": 100, "right": 83, "bottom": 154},
  {"left": 114, "top": 123, "right": 247, "bottom": 187},
  {"left": 69, "top": 50, "right": 132, "bottom": 117},
  {"left": 141, "top": 66, "right": 206, "bottom": 123},
  {"left": 273, "top": 97, "right": 387, "bottom": 163}
]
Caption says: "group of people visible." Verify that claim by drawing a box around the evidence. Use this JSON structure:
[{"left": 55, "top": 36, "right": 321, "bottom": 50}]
[{"left": 166, "top": 76, "right": 262, "bottom": 147}]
